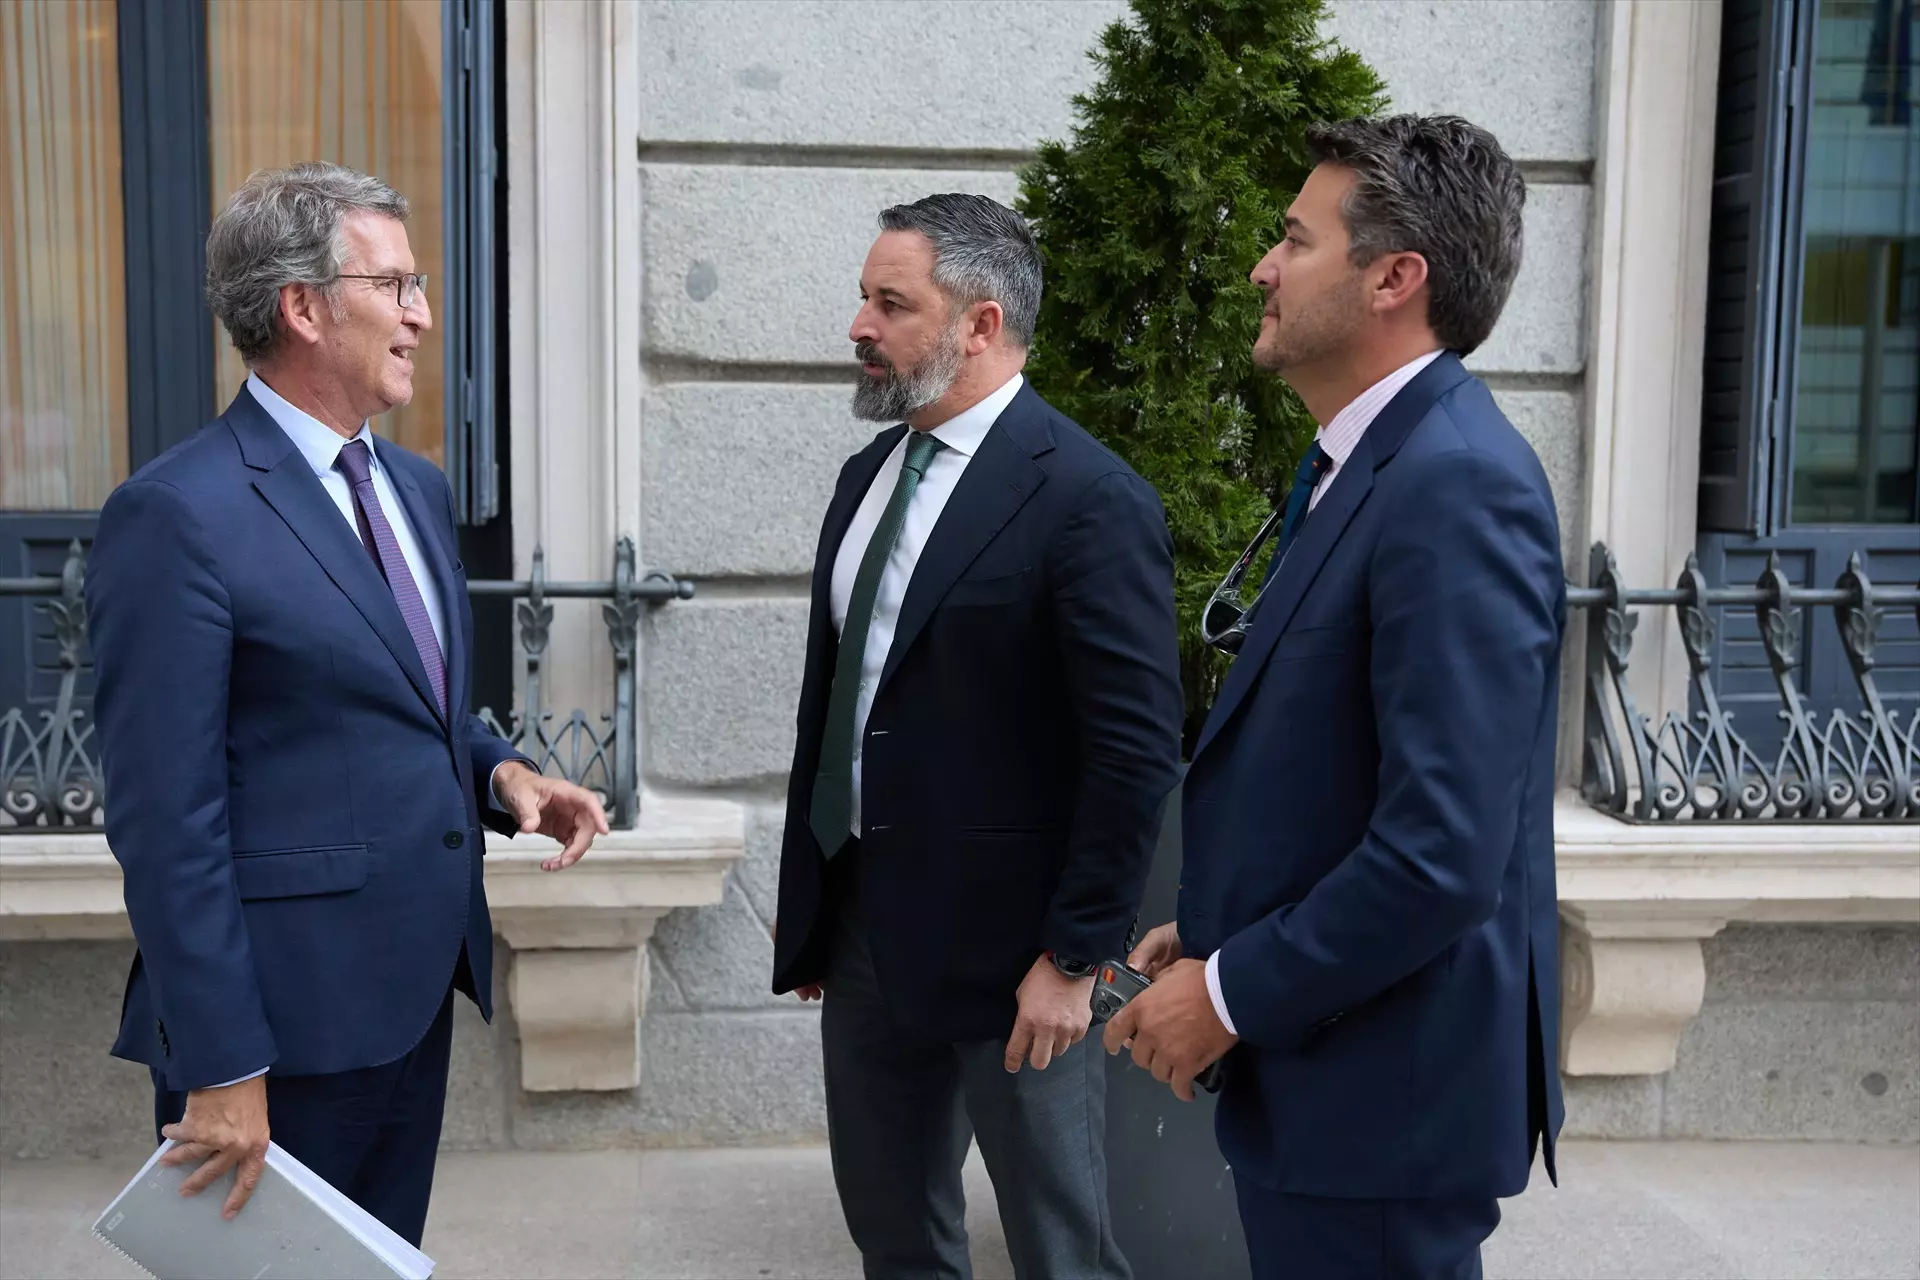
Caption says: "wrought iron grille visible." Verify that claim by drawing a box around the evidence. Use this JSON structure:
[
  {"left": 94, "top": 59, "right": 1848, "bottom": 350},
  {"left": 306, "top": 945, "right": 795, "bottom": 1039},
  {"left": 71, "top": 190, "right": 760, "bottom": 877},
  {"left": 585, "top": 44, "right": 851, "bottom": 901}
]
[
  {"left": 0, "top": 539, "right": 691, "bottom": 831},
  {"left": 5, "top": 537, "right": 1915, "bottom": 830},
  {"left": 1573, "top": 543, "right": 1920, "bottom": 822}
]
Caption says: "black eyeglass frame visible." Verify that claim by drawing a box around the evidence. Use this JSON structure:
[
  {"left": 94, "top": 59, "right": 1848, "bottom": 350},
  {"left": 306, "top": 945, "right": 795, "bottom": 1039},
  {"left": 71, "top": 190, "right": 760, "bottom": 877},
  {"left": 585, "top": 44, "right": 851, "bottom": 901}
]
[{"left": 337, "top": 272, "right": 429, "bottom": 308}]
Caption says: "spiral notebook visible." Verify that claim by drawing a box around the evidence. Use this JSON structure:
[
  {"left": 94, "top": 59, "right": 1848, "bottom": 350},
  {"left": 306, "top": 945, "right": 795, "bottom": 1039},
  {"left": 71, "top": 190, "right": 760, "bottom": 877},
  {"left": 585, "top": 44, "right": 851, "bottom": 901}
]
[{"left": 92, "top": 1139, "right": 434, "bottom": 1279}]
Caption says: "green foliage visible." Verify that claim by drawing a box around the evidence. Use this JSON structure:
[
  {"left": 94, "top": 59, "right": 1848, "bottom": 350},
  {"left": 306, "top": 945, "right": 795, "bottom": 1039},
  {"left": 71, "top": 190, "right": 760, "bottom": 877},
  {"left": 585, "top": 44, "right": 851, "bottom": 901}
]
[{"left": 1017, "top": 0, "right": 1385, "bottom": 745}]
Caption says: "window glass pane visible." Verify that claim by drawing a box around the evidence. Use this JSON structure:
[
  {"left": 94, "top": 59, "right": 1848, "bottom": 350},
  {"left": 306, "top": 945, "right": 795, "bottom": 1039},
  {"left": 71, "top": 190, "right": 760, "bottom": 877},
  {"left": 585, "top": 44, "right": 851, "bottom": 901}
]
[
  {"left": 1790, "top": 0, "right": 1920, "bottom": 525},
  {"left": 205, "top": 0, "right": 445, "bottom": 465},
  {"left": 0, "top": 0, "right": 129, "bottom": 510}
]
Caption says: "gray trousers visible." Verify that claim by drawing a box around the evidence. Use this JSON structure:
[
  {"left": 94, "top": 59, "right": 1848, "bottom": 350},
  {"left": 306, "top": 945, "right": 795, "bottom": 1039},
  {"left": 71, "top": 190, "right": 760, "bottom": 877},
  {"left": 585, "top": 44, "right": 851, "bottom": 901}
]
[{"left": 821, "top": 905, "right": 1130, "bottom": 1280}]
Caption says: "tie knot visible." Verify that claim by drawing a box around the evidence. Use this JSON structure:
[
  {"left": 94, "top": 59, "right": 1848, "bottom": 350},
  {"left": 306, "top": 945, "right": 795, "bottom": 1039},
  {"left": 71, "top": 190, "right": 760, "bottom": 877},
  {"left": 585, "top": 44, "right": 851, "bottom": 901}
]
[
  {"left": 1297, "top": 441, "right": 1331, "bottom": 484},
  {"left": 334, "top": 435, "right": 374, "bottom": 485},
  {"left": 336, "top": 438, "right": 374, "bottom": 486},
  {"left": 903, "top": 429, "right": 944, "bottom": 478}
]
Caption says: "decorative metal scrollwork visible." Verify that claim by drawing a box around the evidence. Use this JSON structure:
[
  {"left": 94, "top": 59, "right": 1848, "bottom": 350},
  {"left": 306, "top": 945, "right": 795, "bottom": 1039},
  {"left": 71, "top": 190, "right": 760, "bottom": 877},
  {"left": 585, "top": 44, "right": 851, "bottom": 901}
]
[
  {"left": 2, "top": 543, "right": 103, "bottom": 827},
  {"left": 3, "top": 538, "right": 689, "bottom": 831},
  {"left": 5, "top": 533, "right": 1911, "bottom": 829},
  {"left": 1577, "top": 543, "right": 1920, "bottom": 822}
]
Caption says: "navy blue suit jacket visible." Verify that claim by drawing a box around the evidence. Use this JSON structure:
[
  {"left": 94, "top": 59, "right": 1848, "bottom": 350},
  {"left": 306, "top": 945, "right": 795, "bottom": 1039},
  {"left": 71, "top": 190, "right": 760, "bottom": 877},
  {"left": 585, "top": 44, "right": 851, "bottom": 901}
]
[
  {"left": 86, "top": 385, "right": 529, "bottom": 1091},
  {"left": 771, "top": 382, "right": 1185, "bottom": 1040},
  {"left": 1179, "top": 354, "right": 1566, "bottom": 1200}
]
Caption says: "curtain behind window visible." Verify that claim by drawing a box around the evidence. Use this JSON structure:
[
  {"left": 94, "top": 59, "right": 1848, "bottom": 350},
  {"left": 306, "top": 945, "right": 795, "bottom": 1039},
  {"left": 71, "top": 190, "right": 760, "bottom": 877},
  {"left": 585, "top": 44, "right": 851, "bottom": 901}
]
[
  {"left": 0, "top": 0, "right": 129, "bottom": 511},
  {"left": 206, "top": 0, "right": 446, "bottom": 464}
]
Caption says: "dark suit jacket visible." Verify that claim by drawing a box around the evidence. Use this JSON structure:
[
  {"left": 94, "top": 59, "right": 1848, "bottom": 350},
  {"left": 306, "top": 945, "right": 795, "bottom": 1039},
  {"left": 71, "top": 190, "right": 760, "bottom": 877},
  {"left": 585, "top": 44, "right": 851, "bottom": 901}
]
[
  {"left": 86, "top": 385, "right": 530, "bottom": 1091},
  {"left": 771, "top": 380, "right": 1185, "bottom": 1041},
  {"left": 1179, "top": 354, "right": 1566, "bottom": 1200}
]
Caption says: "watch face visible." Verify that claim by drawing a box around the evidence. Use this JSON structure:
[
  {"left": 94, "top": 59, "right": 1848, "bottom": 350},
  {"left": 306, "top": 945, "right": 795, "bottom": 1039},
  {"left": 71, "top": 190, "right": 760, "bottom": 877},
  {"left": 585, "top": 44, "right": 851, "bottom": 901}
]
[{"left": 1053, "top": 954, "right": 1094, "bottom": 978}]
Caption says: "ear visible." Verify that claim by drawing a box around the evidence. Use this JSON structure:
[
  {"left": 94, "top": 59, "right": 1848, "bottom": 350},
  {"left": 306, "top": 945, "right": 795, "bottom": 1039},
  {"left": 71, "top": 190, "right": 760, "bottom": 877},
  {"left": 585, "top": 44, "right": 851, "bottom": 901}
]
[
  {"left": 1369, "top": 251, "right": 1430, "bottom": 318},
  {"left": 278, "top": 281, "right": 331, "bottom": 348},
  {"left": 962, "top": 299, "right": 1004, "bottom": 356}
]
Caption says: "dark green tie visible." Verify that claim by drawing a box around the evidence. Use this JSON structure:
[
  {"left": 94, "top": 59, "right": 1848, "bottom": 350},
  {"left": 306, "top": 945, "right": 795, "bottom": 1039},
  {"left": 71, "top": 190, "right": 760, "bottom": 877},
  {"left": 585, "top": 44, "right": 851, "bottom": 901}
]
[{"left": 810, "top": 430, "right": 945, "bottom": 858}]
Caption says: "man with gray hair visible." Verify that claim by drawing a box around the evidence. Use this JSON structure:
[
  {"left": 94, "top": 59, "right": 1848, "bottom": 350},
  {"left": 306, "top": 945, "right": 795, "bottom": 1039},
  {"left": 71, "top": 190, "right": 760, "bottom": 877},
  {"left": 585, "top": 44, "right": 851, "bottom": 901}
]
[
  {"left": 1108, "top": 115, "right": 1565, "bottom": 1278},
  {"left": 771, "top": 193, "right": 1184, "bottom": 1278},
  {"left": 85, "top": 162, "right": 607, "bottom": 1244}
]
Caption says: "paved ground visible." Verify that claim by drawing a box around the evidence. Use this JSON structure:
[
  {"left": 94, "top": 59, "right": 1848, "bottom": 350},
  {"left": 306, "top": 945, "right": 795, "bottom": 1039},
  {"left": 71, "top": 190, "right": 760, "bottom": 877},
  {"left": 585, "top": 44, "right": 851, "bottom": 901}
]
[{"left": 2, "top": 1141, "right": 1916, "bottom": 1279}]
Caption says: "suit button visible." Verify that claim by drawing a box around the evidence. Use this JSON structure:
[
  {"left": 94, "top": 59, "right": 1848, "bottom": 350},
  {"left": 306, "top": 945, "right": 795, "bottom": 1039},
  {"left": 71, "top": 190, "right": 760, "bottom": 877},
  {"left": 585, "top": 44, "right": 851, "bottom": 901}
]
[{"left": 443, "top": 830, "right": 465, "bottom": 849}]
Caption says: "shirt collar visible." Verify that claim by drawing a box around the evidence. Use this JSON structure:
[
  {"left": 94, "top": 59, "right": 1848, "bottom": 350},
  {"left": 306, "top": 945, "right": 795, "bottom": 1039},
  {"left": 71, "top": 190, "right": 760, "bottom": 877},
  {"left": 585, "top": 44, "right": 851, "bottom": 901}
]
[
  {"left": 1314, "top": 349, "right": 1444, "bottom": 469},
  {"left": 925, "top": 372, "right": 1024, "bottom": 459},
  {"left": 247, "top": 372, "right": 377, "bottom": 479}
]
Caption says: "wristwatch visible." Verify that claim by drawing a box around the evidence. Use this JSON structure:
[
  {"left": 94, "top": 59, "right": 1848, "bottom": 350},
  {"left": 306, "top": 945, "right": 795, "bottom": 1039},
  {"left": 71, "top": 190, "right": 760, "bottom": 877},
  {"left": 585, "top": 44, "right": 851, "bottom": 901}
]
[{"left": 1047, "top": 951, "right": 1097, "bottom": 979}]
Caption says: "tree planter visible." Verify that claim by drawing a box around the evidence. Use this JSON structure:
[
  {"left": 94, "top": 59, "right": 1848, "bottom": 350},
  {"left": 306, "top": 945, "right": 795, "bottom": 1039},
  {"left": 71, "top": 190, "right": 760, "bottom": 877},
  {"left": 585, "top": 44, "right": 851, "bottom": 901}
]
[{"left": 1104, "top": 774, "right": 1251, "bottom": 1279}]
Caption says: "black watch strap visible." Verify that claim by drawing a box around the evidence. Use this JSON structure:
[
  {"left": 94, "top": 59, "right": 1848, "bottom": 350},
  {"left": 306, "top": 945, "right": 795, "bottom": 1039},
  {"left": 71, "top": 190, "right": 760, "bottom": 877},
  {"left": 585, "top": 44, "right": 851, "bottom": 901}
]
[{"left": 1049, "top": 952, "right": 1096, "bottom": 979}]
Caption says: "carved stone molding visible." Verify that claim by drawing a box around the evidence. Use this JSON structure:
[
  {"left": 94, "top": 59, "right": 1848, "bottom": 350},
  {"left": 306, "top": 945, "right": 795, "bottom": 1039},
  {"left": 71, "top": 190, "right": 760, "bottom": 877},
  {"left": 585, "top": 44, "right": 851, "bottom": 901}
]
[
  {"left": 0, "top": 792, "right": 744, "bottom": 1093},
  {"left": 508, "top": 940, "right": 655, "bottom": 1092},
  {"left": 1559, "top": 908, "right": 1725, "bottom": 1075},
  {"left": 1555, "top": 796, "right": 1919, "bottom": 1076}
]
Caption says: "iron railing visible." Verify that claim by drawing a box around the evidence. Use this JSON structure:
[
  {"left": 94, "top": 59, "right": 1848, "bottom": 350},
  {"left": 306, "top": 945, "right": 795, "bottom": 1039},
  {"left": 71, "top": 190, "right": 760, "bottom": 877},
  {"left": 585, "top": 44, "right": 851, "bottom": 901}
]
[
  {"left": 5, "top": 537, "right": 1916, "bottom": 830},
  {"left": 0, "top": 539, "right": 692, "bottom": 831},
  {"left": 1573, "top": 543, "right": 1919, "bottom": 822}
]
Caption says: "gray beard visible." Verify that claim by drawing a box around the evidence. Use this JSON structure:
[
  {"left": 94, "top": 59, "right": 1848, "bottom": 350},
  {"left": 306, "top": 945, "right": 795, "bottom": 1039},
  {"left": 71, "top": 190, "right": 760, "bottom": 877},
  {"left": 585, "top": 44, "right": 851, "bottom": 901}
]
[{"left": 851, "top": 330, "right": 964, "bottom": 422}]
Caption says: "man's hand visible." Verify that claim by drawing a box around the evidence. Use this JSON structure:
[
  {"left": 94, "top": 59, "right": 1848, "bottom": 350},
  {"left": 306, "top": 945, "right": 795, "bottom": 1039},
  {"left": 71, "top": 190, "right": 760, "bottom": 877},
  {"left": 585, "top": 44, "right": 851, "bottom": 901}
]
[
  {"left": 494, "top": 763, "right": 611, "bottom": 871},
  {"left": 159, "top": 1075, "right": 270, "bottom": 1219},
  {"left": 1127, "top": 921, "right": 1183, "bottom": 978},
  {"left": 771, "top": 917, "right": 823, "bottom": 1001},
  {"left": 1101, "top": 957, "right": 1237, "bottom": 1102},
  {"left": 1004, "top": 954, "right": 1094, "bottom": 1073}
]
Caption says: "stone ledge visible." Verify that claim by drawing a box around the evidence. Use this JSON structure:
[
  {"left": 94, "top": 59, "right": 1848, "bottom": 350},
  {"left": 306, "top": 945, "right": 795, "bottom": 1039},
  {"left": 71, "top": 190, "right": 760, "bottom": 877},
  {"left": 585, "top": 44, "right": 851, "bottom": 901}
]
[
  {"left": 1554, "top": 795, "right": 1920, "bottom": 1076},
  {"left": 0, "top": 793, "right": 746, "bottom": 1093},
  {"left": 6, "top": 795, "right": 1913, "bottom": 1086}
]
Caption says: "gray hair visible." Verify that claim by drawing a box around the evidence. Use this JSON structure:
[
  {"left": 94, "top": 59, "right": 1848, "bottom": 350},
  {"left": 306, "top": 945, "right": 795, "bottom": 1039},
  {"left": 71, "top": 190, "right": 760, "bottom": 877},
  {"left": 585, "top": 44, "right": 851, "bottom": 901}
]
[
  {"left": 205, "top": 162, "right": 409, "bottom": 365},
  {"left": 877, "top": 193, "right": 1042, "bottom": 347},
  {"left": 1306, "top": 115, "right": 1525, "bottom": 356}
]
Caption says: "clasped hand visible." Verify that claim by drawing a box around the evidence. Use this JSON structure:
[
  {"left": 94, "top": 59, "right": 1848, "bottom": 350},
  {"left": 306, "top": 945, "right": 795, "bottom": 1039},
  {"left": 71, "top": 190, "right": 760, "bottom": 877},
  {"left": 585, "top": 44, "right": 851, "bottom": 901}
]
[{"left": 1100, "top": 922, "right": 1238, "bottom": 1102}]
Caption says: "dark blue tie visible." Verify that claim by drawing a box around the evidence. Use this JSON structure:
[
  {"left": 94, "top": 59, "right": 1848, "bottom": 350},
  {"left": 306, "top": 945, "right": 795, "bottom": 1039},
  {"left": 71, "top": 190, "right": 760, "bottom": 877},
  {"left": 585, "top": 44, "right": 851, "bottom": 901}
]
[{"left": 1260, "top": 441, "right": 1333, "bottom": 588}]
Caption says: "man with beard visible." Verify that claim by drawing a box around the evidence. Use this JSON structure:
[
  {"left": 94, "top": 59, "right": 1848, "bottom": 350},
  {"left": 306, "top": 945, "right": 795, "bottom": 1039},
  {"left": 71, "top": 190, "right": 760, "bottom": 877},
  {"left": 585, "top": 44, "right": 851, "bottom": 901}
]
[
  {"left": 770, "top": 193, "right": 1183, "bottom": 1280},
  {"left": 1104, "top": 116, "right": 1566, "bottom": 1278}
]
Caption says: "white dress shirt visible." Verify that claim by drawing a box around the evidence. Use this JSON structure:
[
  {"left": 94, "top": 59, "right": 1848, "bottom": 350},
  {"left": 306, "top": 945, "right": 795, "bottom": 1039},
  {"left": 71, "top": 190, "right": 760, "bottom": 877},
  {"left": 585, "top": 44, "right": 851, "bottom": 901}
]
[
  {"left": 1204, "top": 349, "right": 1443, "bottom": 1037},
  {"left": 829, "top": 371, "right": 1025, "bottom": 837}
]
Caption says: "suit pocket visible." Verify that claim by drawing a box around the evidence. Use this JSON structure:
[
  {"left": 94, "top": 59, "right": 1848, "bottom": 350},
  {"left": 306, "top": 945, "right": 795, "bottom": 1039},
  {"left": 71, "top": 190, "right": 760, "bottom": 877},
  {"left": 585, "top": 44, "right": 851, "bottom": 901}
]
[
  {"left": 1269, "top": 620, "right": 1365, "bottom": 664},
  {"left": 231, "top": 844, "right": 371, "bottom": 900},
  {"left": 943, "top": 567, "right": 1031, "bottom": 608}
]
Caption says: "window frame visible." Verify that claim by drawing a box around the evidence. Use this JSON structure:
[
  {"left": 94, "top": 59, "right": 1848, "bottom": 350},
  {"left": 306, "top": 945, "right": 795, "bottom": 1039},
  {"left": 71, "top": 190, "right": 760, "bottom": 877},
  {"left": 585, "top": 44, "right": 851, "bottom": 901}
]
[
  {"left": 1715, "top": 0, "right": 1920, "bottom": 539},
  {"left": 1695, "top": 0, "right": 1920, "bottom": 764}
]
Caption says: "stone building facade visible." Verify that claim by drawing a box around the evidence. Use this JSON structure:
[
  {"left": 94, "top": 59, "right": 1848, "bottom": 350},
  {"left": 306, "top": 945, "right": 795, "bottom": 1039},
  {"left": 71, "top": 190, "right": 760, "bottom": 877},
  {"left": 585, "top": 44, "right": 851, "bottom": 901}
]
[{"left": 1, "top": 0, "right": 1913, "bottom": 1157}]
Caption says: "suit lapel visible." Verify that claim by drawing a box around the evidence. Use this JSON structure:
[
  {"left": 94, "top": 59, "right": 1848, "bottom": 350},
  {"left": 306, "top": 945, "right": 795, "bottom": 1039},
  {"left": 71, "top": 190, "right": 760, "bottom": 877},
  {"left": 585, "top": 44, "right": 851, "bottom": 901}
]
[
  {"left": 1191, "top": 353, "right": 1474, "bottom": 761},
  {"left": 1191, "top": 438, "right": 1374, "bottom": 760},
  {"left": 382, "top": 444, "right": 463, "bottom": 726},
  {"left": 814, "top": 426, "right": 908, "bottom": 614},
  {"left": 879, "top": 393, "right": 1049, "bottom": 692},
  {"left": 229, "top": 389, "right": 448, "bottom": 730}
]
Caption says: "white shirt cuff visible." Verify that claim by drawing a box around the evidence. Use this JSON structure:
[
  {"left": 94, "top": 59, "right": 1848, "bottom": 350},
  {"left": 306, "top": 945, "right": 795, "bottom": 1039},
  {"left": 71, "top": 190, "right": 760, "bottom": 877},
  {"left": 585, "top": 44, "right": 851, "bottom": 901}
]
[
  {"left": 487, "top": 761, "right": 516, "bottom": 813},
  {"left": 1204, "top": 951, "right": 1238, "bottom": 1037},
  {"left": 209, "top": 1067, "right": 268, "bottom": 1089}
]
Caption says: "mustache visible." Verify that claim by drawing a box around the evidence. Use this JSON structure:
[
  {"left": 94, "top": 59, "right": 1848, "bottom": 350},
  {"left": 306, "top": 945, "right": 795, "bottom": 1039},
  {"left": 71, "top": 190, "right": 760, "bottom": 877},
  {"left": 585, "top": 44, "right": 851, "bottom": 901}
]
[{"left": 854, "top": 341, "right": 893, "bottom": 373}]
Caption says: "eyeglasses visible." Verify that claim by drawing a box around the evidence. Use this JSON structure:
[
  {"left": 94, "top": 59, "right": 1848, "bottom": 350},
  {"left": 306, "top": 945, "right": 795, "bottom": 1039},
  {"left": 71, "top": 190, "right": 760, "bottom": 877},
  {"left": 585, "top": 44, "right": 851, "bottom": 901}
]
[
  {"left": 1198, "top": 503, "right": 1290, "bottom": 656},
  {"left": 337, "top": 272, "right": 428, "bottom": 309}
]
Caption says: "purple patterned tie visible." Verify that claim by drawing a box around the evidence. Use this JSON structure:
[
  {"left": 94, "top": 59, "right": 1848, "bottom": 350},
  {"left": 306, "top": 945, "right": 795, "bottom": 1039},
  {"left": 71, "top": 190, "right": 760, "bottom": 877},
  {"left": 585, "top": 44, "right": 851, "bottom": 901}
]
[{"left": 336, "top": 439, "right": 448, "bottom": 715}]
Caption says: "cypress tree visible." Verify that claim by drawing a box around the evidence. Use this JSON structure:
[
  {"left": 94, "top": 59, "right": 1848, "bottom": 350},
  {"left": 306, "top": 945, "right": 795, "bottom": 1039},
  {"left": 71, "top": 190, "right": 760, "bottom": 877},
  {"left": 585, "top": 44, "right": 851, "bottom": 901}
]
[{"left": 1019, "top": 0, "right": 1385, "bottom": 747}]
